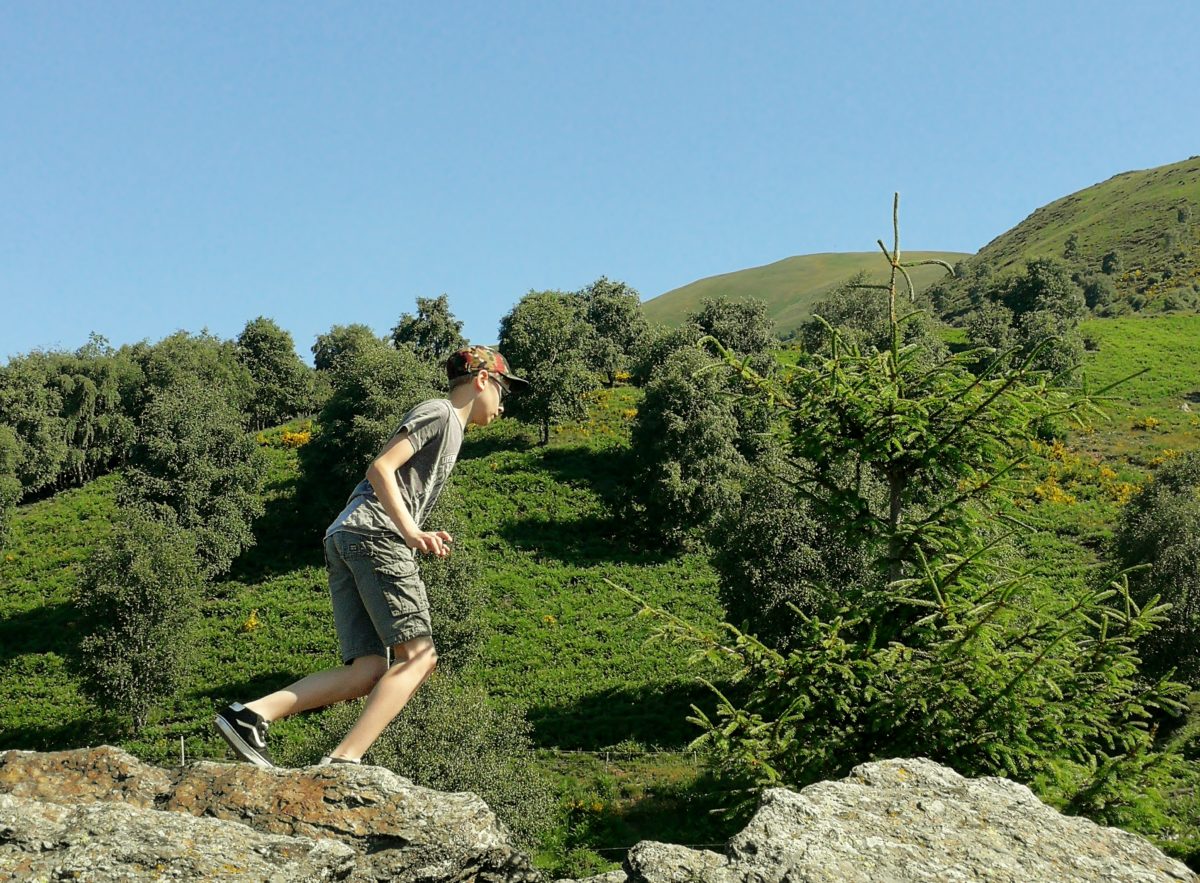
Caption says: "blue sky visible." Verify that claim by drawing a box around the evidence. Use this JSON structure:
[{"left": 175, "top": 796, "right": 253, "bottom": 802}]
[{"left": 4, "top": 1, "right": 1198, "bottom": 362}]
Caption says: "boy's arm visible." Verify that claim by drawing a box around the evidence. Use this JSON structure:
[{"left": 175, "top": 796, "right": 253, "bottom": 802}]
[{"left": 366, "top": 432, "right": 453, "bottom": 558}]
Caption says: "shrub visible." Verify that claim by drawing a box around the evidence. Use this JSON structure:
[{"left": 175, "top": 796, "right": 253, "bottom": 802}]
[
  {"left": 418, "top": 485, "right": 487, "bottom": 672},
  {"left": 710, "top": 455, "right": 871, "bottom": 649},
  {"left": 1102, "top": 250, "right": 1124, "bottom": 275},
  {"left": 498, "top": 290, "right": 599, "bottom": 445},
  {"left": 295, "top": 675, "right": 556, "bottom": 849},
  {"left": 74, "top": 506, "right": 204, "bottom": 731},
  {"left": 1113, "top": 451, "right": 1200, "bottom": 684},
  {"left": 632, "top": 206, "right": 1186, "bottom": 828},
  {"left": 389, "top": 294, "right": 467, "bottom": 363},
  {"left": 298, "top": 343, "right": 442, "bottom": 522},
  {"left": 120, "top": 375, "right": 266, "bottom": 578},
  {"left": 236, "top": 317, "right": 315, "bottom": 430},
  {"left": 627, "top": 346, "right": 748, "bottom": 548}
]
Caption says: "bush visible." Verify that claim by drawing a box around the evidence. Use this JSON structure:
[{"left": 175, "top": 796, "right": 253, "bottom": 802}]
[
  {"left": 418, "top": 485, "right": 487, "bottom": 672},
  {"left": 1113, "top": 452, "right": 1200, "bottom": 685},
  {"left": 627, "top": 346, "right": 748, "bottom": 548},
  {"left": 294, "top": 675, "right": 556, "bottom": 849},
  {"left": 120, "top": 375, "right": 266, "bottom": 578},
  {"left": 710, "top": 456, "right": 871, "bottom": 649},
  {"left": 236, "top": 317, "right": 315, "bottom": 430},
  {"left": 298, "top": 343, "right": 442, "bottom": 522},
  {"left": 801, "top": 273, "right": 949, "bottom": 366},
  {"left": 498, "top": 290, "right": 599, "bottom": 445},
  {"left": 389, "top": 294, "right": 467, "bottom": 363},
  {"left": 74, "top": 506, "right": 204, "bottom": 731}
]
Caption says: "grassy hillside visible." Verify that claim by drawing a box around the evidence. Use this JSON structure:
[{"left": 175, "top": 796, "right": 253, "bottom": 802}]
[
  {"left": 4, "top": 314, "right": 1200, "bottom": 871},
  {"left": 972, "top": 156, "right": 1200, "bottom": 307},
  {"left": 643, "top": 251, "right": 969, "bottom": 336}
]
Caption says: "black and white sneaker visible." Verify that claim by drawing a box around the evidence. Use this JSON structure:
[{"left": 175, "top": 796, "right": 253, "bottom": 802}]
[{"left": 214, "top": 702, "right": 275, "bottom": 768}]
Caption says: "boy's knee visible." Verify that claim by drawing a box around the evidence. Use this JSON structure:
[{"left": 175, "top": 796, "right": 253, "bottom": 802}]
[
  {"left": 351, "top": 655, "right": 387, "bottom": 688},
  {"left": 391, "top": 636, "right": 437, "bottom": 671}
]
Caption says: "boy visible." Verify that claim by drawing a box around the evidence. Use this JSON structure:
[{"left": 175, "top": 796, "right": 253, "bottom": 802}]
[{"left": 215, "top": 345, "right": 527, "bottom": 767}]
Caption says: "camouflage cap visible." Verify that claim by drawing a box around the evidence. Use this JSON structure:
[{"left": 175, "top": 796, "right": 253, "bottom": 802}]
[{"left": 445, "top": 345, "right": 529, "bottom": 392}]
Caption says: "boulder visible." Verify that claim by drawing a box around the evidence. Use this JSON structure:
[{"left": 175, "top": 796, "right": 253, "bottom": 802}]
[
  {"left": 619, "top": 758, "right": 1195, "bottom": 883},
  {"left": 0, "top": 745, "right": 538, "bottom": 882}
]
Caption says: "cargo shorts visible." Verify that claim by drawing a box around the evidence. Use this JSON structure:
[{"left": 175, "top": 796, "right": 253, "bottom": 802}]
[{"left": 323, "top": 530, "right": 433, "bottom": 664}]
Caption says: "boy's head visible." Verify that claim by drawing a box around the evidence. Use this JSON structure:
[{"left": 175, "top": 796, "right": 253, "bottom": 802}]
[{"left": 445, "top": 345, "right": 528, "bottom": 427}]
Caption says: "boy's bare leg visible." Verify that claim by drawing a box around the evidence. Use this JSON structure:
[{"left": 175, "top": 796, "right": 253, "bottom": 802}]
[
  {"left": 330, "top": 636, "right": 437, "bottom": 761},
  {"left": 245, "top": 655, "right": 388, "bottom": 723}
]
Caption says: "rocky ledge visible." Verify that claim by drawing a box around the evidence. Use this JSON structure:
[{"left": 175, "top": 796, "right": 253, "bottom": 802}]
[{"left": 0, "top": 747, "right": 1193, "bottom": 882}]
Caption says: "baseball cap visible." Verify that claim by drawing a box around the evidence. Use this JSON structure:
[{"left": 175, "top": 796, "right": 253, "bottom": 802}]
[{"left": 445, "top": 345, "right": 530, "bottom": 392}]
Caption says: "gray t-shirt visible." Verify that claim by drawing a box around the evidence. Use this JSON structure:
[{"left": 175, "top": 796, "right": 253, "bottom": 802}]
[{"left": 325, "top": 398, "right": 464, "bottom": 539}]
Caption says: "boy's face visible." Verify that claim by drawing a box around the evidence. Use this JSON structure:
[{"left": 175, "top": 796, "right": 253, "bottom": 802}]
[{"left": 468, "top": 370, "right": 505, "bottom": 426}]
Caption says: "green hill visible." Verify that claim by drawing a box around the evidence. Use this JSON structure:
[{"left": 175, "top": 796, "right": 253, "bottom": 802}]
[
  {"left": 975, "top": 156, "right": 1200, "bottom": 272},
  {"left": 5, "top": 315, "right": 1200, "bottom": 870},
  {"left": 642, "top": 251, "right": 970, "bottom": 336}
]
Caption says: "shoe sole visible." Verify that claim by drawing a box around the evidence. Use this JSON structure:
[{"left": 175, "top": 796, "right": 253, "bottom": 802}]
[{"left": 214, "top": 715, "right": 275, "bottom": 768}]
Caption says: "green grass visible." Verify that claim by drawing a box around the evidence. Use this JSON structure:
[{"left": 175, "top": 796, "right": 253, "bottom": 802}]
[
  {"left": 643, "top": 250, "right": 969, "bottom": 337},
  {"left": 1076, "top": 315, "right": 1200, "bottom": 462},
  {"left": 0, "top": 392, "right": 728, "bottom": 875},
  {"left": 975, "top": 156, "right": 1200, "bottom": 279},
  {"left": 5, "top": 318, "right": 1200, "bottom": 870}
]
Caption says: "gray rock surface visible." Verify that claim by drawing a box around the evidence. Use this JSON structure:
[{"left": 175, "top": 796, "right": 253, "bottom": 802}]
[
  {"left": 0, "top": 745, "right": 538, "bottom": 882},
  {"left": 0, "top": 791, "right": 355, "bottom": 881},
  {"left": 620, "top": 758, "right": 1196, "bottom": 883},
  {"left": 0, "top": 748, "right": 1193, "bottom": 882}
]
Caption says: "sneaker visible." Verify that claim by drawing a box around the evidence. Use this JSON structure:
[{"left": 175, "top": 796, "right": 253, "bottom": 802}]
[
  {"left": 214, "top": 702, "right": 275, "bottom": 768},
  {"left": 317, "top": 755, "right": 361, "bottom": 766}
]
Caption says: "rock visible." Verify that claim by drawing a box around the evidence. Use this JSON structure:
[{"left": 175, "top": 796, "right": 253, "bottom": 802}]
[
  {"left": 622, "top": 758, "right": 1196, "bottom": 883},
  {"left": 0, "top": 748, "right": 1193, "bottom": 882},
  {"left": 0, "top": 745, "right": 538, "bottom": 882},
  {"left": 0, "top": 792, "right": 355, "bottom": 881}
]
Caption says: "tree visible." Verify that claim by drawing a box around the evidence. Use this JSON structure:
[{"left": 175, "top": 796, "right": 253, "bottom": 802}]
[
  {"left": 390, "top": 294, "right": 467, "bottom": 363},
  {"left": 690, "top": 297, "right": 774, "bottom": 356},
  {"left": 120, "top": 375, "right": 266, "bottom": 578},
  {"left": 632, "top": 197, "right": 1184, "bottom": 821},
  {"left": 0, "top": 352, "right": 69, "bottom": 494},
  {"left": 1081, "top": 274, "right": 1116, "bottom": 311},
  {"left": 577, "top": 277, "right": 649, "bottom": 385},
  {"left": 800, "top": 272, "right": 949, "bottom": 365},
  {"left": 236, "top": 317, "right": 315, "bottom": 430},
  {"left": 627, "top": 346, "right": 748, "bottom": 548},
  {"left": 0, "top": 425, "right": 21, "bottom": 546},
  {"left": 1002, "top": 257, "right": 1086, "bottom": 324},
  {"left": 75, "top": 506, "right": 204, "bottom": 731},
  {"left": 710, "top": 454, "right": 870, "bottom": 648},
  {"left": 1102, "top": 250, "right": 1124, "bottom": 275},
  {"left": 498, "top": 290, "right": 599, "bottom": 445},
  {"left": 312, "top": 323, "right": 384, "bottom": 372},
  {"left": 298, "top": 343, "right": 442, "bottom": 521},
  {"left": 1113, "top": 452, "right": 1200, "bottom": 685},
  {"left": 1063, "top": 232, "right": 1080, "bottom": 261}
]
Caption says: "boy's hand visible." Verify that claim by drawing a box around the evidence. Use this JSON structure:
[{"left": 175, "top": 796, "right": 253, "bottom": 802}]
[{"left": 405, "top": 530, "right": 453, "bottom": 558}]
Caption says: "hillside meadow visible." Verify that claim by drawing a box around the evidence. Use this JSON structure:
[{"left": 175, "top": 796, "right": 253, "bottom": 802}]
[{"left": 3, "top": 313, "right": 1200, "bottom": 871}]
